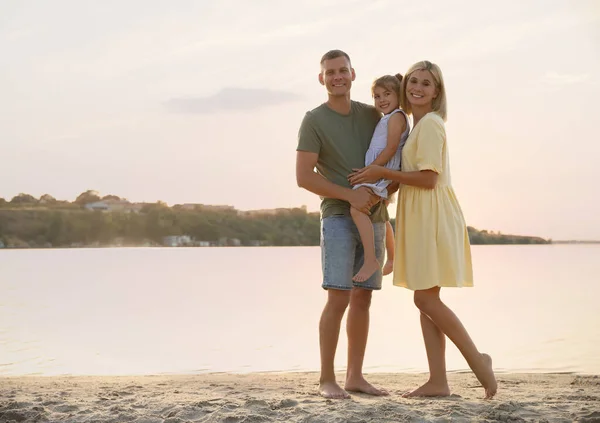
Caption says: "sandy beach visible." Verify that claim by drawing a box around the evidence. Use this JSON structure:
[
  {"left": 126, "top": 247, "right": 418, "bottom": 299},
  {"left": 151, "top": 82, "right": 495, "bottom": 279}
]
[{"left": 1, "top": 372, "right": 599, "bottom": 422}]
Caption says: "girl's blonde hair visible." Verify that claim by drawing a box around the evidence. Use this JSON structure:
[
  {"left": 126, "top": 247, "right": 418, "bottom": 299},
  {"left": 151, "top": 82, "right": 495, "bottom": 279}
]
[
  {"left": 399, "top": 61, "right": 447, "bottom": 121},
  {"left": 371, "top": 74, "right": 403, "bottom": 101}
]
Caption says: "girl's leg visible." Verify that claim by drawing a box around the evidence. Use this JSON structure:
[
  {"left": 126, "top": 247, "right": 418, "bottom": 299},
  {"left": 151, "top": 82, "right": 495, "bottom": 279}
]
[
  {"left": 413, "top": 287, "right": 497, "bottom": 399},
  {"left": 350, "top": 207, "right": 380, "bottom": 282},
  {"left": 382, "top": 220, "right": 394, "bottom": 276},
  {"left": 404, "top": 312, "right": 450, "bottom": 397}
]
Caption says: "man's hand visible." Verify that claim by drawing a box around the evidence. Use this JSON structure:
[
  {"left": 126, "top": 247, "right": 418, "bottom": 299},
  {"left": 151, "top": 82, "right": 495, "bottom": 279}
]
[{"left": 347, "top": 187, "right": 379, "bottom": 215}]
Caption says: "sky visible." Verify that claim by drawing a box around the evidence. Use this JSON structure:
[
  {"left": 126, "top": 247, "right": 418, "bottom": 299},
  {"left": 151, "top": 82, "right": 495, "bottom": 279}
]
[{"left": 1, "top": 0, "right": 599, "bottom": 240}]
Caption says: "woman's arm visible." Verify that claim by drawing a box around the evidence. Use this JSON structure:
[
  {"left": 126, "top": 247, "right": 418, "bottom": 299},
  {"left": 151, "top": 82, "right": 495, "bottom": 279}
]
[
  {"left": 348, "top": 167, "right": 438, "bottom": 190},
  {"left": 369, "top": 113, "right": 406, "bottom": 167},
  {"left": 383, "top": 168, "right": 438, "bottom": 189}
]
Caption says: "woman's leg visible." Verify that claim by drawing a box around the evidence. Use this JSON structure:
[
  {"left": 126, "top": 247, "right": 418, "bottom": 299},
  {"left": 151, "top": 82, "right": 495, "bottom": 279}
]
[
  {"left": 412, "top": 287, "right": 497, "bottom": 399},
  {"left": 404, "top": 311, "right": 450, "bottom": 397},
  {"left": 350, "top": 207, "right": 380, "bottom": 282},
  {"left": 382, "top": 220, "right": 394, "bottom": 276}
]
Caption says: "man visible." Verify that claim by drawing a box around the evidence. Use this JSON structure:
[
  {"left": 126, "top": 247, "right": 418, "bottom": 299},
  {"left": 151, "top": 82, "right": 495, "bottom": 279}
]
[{"left": 296, "top": 50, "right": 390, "bottom": 399}]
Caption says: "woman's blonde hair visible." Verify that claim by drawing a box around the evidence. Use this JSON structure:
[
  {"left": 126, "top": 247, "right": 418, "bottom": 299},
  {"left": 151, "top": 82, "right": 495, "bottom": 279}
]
[{"left": 399, "top": 60, "right": 447, "bottom": 121}]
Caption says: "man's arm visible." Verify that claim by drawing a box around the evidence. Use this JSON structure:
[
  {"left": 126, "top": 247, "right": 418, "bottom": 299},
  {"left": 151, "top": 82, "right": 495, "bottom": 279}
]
[{"left": 296, "top": 151, "right": 375, "bottom": 214}]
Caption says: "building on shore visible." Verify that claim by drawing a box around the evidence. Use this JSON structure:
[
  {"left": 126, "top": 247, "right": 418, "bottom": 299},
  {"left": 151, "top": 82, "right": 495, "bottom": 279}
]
[
  {"left": 179, "top": 204, "right": 237, "bottom": 213},
  {"left": 84, "top": 199, "right": 145, "bottom": 213}
]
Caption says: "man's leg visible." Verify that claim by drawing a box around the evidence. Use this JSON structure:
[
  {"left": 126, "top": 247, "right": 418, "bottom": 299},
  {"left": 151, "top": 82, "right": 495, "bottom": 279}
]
[
  {"left": 319, "top": 289, "right": 351, "bottom": 399},
  {"left": 344, "top": 288, "right": 388, "bottom": 395},
  {"left": 319, "top": 216, "right": 356, "bottom": 399},
  {"left": 344, "top": 221, "right": 388, "bottom": 395}
]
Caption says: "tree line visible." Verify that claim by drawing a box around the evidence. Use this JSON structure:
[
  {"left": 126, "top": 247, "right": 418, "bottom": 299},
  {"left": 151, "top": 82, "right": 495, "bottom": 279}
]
[{"left": 0, "top": 191, "right": 550, "bottom": 248}]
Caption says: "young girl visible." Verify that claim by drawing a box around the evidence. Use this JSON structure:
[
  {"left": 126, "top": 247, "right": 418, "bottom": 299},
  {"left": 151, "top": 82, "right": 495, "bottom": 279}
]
[
  {"left": 350, "top": 74, "right": 411, "bottom": 283},
  {"left": 348, "top": 61, "right": 497, "bottom": 399}
]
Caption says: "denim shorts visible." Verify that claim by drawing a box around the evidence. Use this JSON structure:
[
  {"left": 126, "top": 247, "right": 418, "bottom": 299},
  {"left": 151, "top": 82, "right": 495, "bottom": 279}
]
[{"left": 320, "top": 215, "right": 386, "bottom": 291}]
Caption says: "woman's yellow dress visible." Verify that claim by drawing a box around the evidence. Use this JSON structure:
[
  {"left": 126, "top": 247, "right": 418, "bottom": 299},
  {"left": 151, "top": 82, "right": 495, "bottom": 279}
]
[{"left": 393, "top": 112, "right": 473, "bottom": 290}]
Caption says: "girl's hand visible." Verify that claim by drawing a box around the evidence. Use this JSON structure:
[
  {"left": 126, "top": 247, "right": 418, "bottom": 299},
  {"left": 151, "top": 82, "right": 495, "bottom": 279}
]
[{"left": 348, "top": 165, "right": 386, "bottom": 185}]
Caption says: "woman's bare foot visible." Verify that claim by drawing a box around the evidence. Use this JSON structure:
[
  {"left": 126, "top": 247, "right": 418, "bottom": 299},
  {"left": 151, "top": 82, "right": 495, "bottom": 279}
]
[
  {"left": 345, "top": 376, "right": 389, "bottom": 396},
  {"left": 319, "top": 381, "right": 350, "bottom": 399},
  {"left": 352, "top": 258, "right": 380, "bottom": 282},
  {"left": 382, "top": 259, "right": 393, "bottom": 276},
  {"left": 402, "top": 380, "right": 451, "bottom": 398},
  {"left": 477, "top": 353, "right": 497, "bottom": 399}
]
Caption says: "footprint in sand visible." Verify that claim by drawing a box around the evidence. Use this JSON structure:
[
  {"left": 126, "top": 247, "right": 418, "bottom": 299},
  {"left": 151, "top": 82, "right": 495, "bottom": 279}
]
[
  {"left": 53, "top": 404, "right": 79, "bottom": 413},
  {"left": 272, "top": 399, "right": 299, "bottom": 409},
  {"left": 244, "top": 399, "right": 270, "bottom": 408}
]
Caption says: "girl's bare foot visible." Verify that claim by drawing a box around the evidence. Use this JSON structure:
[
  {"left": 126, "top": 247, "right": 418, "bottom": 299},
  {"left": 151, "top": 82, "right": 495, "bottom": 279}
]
[
  {"left": 402, "top": 380, "right": 450, "bottom": 397},
  {"left": 352, "top": 259, "right": 380, "bottom": 282},
  {"left": 382, "top": 260, "right": 393, "bottom": 276},
  {"left": 319, "top": 381, "right": 350, "bottom": 399},
  {"left": 478, "top": 353, "right": 497, "bottom": 399}
]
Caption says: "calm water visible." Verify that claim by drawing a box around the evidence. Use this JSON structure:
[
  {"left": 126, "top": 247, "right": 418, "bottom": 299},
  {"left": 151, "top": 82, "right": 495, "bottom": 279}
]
[{"left": 1, "top": 245, "right": 599, "bottom": 376}]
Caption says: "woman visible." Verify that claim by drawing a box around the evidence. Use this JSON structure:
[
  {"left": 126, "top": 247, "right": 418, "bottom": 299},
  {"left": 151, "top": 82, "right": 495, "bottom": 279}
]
[{"left": 349, "top": 60, "right": 497, "bottom": 399}]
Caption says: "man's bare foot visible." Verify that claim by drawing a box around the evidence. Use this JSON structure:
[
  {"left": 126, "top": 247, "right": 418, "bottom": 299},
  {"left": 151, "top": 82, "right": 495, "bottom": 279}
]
[
  {"left": 345, "top": 376, "right": 389, "bottom": 396},
  {"left": 402, "top": 380, "right": 451, "bottom": 398},
  {"left": 478, "top": 353, "right": 497, "bottom": 399},
  {"left": 382, "top": 259, "right": 393, "bottom": 276},
  {"left": 352, "top": 259, "right": 380, "bottom": 282},
  {"left": 319, "top": 381, "right": 350, "bottom": 399}
]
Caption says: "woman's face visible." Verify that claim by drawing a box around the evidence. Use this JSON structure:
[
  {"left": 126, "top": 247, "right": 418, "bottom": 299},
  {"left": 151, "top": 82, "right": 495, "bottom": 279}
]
[
  {"left": 373, "top": 85, "right": 399, "bottom": 115},
  {"left": 405, "top": 69, "right": 438, "bottom": 109}
]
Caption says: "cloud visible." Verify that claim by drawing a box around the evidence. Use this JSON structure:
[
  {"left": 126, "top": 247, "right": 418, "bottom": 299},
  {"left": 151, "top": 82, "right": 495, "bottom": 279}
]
[
  {"left": 543, "top": 72, "right": 590, "bottom": 85},
  {"left": 2, "top": 27, "right": 35, "bottom": 42},
  {"left": 164, "top": 88, "right": 302, "bottom": 114}
]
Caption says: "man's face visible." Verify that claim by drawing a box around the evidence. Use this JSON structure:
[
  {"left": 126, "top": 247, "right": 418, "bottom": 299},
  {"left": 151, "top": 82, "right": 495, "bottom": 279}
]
[{"left": 319, "top": 56, "right": 355, "bottom": 97}]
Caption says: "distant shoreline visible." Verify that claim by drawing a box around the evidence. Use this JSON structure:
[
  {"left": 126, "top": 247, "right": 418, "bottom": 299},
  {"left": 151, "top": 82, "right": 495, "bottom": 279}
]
[
  {"left": 550, "top": 240, "right": 600, "bottom": 244},
  {"left": 0, "top": 193, "right": 561, "bottom": 248},
  {"left": 3, "top": 243, "right": 597, "bottom": 251}
]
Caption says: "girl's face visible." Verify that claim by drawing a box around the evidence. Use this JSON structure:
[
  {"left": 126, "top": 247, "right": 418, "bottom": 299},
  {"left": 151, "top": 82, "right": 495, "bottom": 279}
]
[
  {"left": 405, "top": 69, "right": 438, "bottom": 109},
  {"left": 372, "top": 85, "right": 399, "bottom": 115}
]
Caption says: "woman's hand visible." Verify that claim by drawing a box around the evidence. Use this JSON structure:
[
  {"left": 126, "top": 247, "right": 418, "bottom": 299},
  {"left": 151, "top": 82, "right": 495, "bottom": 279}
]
[{"left": 348, "top": 165, "right": 386, "bottom": 185}]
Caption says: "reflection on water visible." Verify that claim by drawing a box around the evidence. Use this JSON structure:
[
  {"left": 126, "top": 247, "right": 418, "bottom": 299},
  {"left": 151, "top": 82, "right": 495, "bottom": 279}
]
[{"left": 1, "top": 245, "right": 599, "bottom": 376}]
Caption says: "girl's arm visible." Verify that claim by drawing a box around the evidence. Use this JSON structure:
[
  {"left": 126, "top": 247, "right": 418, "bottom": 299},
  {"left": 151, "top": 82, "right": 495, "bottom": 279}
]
[
  {"left": 350, "top": 114, "right": 444, "bottom": 190},
  {"left": 369, "top": 113, "right": 407, "bottom": 167}
]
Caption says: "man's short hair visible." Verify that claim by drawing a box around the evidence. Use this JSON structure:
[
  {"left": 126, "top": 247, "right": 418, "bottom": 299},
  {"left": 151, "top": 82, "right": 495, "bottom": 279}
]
[{"left": 320, "top": 50, "right": 351, "bottom": 66}]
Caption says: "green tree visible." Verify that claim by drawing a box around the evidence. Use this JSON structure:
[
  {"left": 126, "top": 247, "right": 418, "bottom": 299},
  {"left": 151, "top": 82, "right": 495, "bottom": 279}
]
[
  {"left": 102, "top": 195, "right": 121, "bottom": 201},
  {"left": 39, "top": 194, "right": 57, "bottom": 204},
  {"left": 10, "top": 193, "right": 38, "bottom": 204},
  {"left": 75, "top": 190, "right": 101, "bottom": 205},
  {"left": 46, "top": 212, "right": 64, "bottom": 245}
]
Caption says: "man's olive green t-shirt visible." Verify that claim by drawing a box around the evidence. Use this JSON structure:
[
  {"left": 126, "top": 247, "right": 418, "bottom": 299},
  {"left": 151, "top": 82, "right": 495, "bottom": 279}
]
[{"left": 296, "top": 101, "right": 389, "bottom": 223}]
